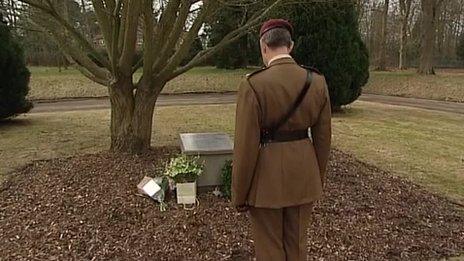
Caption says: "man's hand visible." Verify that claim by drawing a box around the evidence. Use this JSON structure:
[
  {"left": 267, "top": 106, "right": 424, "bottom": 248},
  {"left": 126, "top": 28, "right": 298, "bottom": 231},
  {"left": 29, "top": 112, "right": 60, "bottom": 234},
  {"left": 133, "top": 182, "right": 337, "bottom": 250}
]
[{"left": 236, "top": 205, "right": 249, "bottom": 213}]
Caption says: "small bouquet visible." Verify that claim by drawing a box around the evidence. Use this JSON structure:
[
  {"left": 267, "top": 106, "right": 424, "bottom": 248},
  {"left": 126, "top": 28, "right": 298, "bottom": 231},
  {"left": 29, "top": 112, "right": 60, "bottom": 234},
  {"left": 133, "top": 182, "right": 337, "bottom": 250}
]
[
  {"left": 137, "top": 176, "right": 169, "bottom": 211},
  {"left": 164, "top": 154, "right": 204, "bottom": 206},
  {"left": 164, "top": 154, "right": 204, "bottom": 184}
]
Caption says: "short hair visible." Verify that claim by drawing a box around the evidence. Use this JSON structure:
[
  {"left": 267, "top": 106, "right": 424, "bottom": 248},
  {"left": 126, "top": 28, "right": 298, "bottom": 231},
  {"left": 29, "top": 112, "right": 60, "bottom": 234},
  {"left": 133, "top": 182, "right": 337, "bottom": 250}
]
[{"left": 261, "top": 28, "right": 292, "bottom": 49}]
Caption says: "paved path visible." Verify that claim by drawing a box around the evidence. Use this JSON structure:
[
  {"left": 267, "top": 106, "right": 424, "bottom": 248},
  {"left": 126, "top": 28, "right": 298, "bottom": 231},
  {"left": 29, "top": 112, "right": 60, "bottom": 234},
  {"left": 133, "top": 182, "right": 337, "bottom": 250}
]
[
  {"left": 31, "top": 93, "right": 464, "bottom": 115},
  {"left": 31, "top": 93, "right": 237, "bottom": 113},
  {"left": 359, "top": 94, "right": 464, "bottom": 114}
]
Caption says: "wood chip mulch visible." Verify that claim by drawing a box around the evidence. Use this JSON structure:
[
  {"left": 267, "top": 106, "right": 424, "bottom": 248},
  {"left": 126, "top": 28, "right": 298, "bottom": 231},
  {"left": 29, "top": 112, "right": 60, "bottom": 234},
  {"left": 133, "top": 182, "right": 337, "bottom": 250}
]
[{"left": 0, "top": 147, "right": 463, "bottom": 260}]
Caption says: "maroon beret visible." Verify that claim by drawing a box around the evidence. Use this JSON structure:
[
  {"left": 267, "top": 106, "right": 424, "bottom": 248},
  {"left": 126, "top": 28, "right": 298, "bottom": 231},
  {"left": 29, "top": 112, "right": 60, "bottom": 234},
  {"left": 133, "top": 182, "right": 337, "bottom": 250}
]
[{"left": 260, "top": 19, "right": 293, "bottom": 38}]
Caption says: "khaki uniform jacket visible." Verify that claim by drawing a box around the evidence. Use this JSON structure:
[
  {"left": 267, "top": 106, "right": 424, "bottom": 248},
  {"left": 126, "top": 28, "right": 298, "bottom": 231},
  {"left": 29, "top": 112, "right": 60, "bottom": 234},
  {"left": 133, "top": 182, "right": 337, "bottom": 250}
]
[{"left": 232, "top": 57, "right": 332, "bottom": 209}]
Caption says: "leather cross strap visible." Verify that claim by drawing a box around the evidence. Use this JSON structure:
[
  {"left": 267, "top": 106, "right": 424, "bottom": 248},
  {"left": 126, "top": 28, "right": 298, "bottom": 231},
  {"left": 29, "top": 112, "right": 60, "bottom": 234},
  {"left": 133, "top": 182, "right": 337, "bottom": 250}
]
[
  {"left": 264, "top": 129, "right": 309, "bottom": 143},
  {"left": 260, "top": 70, "right": 313, "bottom": 144}
]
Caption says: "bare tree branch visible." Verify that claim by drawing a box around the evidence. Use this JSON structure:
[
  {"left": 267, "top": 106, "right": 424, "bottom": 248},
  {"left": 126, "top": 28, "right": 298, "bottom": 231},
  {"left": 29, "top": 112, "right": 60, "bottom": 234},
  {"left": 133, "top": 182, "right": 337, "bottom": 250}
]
[
  {"left": 168, "top": 0, "right": 285, "bottom": 80},
  {"left": 151, "top": 0, "right": 192, "bottom": 73},
  {"left": 155, "top": 0, "right": 215, "bottom": 82},
  {"left": 137, "top": 0, "right": 156, "bottom": 87},
  {"left": 30, "top": 19, "right": 111, "bottom": 85},
  {"left": 150, "top": 0, "right": 182, "bottom": 63},
  {"left": 109, "top": 1, "right": 122, "bottom": 75},
  {"left": 74, "top": 62, "right": 111, "bottom": 86},
  {"left": 91, "top": 0, "right": 113, "bottom": 55},
  {"left": 118, "top": 0, "right": 142, "bottom": 76},
  {"left": 19, "top": 0, "right": 111, "bottom": 69}
]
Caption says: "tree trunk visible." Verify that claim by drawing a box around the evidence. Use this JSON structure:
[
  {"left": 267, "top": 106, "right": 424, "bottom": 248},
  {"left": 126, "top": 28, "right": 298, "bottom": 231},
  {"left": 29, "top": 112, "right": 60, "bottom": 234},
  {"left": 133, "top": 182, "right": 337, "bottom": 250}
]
[
  {"left": 399, "top": 22, "right": 407, "bottom": 69},
  {"left": 399, "top": 0, "right": 412, "bottom": 70},
  {"left": 58, "top": 56, "right": 62, "bottom": 72},
  {"left": 376, "top": 0, "right": 389, "bottom": 70},
  {"left": 109, "top": 78, "right": 159, "bottom": 154},
  {"left": 368, "top": 8, "right": 377, "bottom": 56},
  {"left": 418, "top": 0, "right": 441, "bottom": 75}
]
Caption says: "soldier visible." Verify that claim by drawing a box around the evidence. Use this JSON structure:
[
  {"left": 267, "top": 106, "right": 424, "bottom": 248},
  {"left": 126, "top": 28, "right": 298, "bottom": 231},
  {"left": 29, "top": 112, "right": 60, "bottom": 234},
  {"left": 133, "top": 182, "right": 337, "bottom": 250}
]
[{"left": 232, "top": 19, "right": 332, "bottom": 261}]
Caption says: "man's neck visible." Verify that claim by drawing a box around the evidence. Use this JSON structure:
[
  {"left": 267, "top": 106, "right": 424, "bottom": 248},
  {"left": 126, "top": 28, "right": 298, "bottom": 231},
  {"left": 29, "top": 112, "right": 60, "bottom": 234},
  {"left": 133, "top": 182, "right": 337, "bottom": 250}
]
[{"left": 267, "top": 53, "right": 292, "bottom": 66}]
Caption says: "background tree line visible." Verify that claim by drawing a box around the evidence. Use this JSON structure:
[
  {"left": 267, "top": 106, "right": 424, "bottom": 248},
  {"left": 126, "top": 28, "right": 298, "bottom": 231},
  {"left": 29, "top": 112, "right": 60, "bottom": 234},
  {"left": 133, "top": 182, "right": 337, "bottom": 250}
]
[
  {"left": 209, "top": 0, "right": 464, "bottom": 73},
  {"left": 0, "top": 0, "right": 97, "bottom": 68},
  {"left": 359, "top": 0, "right": 464, "bottom": 73},
  {"left": 2, "top": 0, "right": 463, "bottom": 72},
  {"left": 1, "top": 1, "right": 370, "bottom": 112}
]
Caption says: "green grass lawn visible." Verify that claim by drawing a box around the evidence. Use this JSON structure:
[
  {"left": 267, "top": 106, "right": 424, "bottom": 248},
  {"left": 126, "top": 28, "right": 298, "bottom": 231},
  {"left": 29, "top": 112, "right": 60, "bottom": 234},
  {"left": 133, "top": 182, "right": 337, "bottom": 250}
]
[
  {"left": 28, "top": 66, "right": 464, "bottom": 102},
  {"left": 332, "top": 102, "right": 464, "bottom": 202},
  {"left": 364, "top": 69, "right": 464, "bottom": 102},
  {"left": 1, "top": 102, "right": 463, "bottom": 203},
  {"left": 0, "top": 105, "right": 235, "bottom": 176},
  {"left": 28, "top": 66, "right": 253, "bottom": 100}
]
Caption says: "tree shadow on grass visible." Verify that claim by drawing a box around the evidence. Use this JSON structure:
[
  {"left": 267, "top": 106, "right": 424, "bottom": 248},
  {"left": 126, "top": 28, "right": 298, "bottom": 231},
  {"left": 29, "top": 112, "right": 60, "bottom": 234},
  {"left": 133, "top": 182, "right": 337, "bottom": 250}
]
[{"left": 0, "top": 118, "right": 34, "bottom": 130}]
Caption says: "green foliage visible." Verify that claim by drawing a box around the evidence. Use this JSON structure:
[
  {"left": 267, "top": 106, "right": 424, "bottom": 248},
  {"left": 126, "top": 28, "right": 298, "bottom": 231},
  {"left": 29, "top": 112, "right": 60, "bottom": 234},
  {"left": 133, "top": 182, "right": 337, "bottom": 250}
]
[
  {"left": 20, "top": 30, "right": 67, "bottom": 67},
  {"left": 221, "top": 160, "right": 233, "bottom": 199},
  {"left": 280, "top": 2, "right": 369, "bottom": 107},
  {"left": 458, "top": 34, "right": 464, "bottom": 63},
  {"left": 164, "top": 154, "right": 204, "bottom": 183},
  {"left": 0, "top": 20, "right": 32, "bottom": 119},
  {"left": 207, "top": 6, "right": 261, "bottom": 69},
  {"left": 208, "top": 2, "right": 369, "bottom": 106},
  {"left": 181, "top": 37, "right": 204, "bottom": 66}
]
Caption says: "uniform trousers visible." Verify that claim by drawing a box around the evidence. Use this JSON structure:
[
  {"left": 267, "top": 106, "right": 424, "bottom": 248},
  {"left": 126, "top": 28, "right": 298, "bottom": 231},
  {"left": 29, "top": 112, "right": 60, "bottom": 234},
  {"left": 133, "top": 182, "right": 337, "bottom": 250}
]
[{"left": 249, "top": 203, "right": 314, "bottom": 261}]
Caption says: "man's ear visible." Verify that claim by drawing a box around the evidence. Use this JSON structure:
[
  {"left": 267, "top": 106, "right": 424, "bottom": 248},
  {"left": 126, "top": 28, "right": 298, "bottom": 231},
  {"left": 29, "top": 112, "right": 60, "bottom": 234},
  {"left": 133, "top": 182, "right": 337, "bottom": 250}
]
[
  {"left": 289, "top": 41, "right": 295, "bottom": 53},
  {"left": 259, "top": 39, "right": 266, "bottom": 53}
]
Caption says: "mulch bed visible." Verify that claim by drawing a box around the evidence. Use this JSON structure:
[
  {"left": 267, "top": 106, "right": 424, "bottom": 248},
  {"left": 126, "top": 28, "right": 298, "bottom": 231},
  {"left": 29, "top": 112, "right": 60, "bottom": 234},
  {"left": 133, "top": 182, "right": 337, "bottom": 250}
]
[{"left": 0, "top": 147, "right": 463, "bottom": 260}]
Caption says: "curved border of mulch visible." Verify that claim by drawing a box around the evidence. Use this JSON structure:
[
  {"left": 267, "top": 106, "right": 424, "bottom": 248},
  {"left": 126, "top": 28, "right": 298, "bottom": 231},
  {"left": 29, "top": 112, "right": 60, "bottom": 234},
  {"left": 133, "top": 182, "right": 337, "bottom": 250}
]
[{"left": 1, "top": 147, "right": 463, "bottom": 260}]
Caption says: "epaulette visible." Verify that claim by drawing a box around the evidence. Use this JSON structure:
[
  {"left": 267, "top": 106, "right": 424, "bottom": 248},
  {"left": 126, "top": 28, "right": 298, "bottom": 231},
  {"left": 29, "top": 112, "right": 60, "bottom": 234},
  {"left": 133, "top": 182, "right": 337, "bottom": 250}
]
[
  {"left": 300, "top": 65, "right": 322, "bottom": 75},
  {"left": 246, "top": 67, "right": 269, "bottom": 79}
]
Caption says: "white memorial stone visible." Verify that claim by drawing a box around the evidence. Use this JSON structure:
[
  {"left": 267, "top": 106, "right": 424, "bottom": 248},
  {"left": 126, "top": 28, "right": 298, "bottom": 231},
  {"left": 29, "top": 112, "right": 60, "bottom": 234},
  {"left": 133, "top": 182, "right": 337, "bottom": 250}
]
[{"left": 180, "top": 133, "right": 233, "bottom": 187}]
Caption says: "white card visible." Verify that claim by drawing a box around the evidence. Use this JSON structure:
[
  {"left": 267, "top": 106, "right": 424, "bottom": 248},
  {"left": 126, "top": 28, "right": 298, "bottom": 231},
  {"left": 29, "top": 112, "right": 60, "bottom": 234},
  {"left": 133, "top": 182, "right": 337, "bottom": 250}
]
[{"left": 142, "top": 179, "right": 161, "bottom": 197}]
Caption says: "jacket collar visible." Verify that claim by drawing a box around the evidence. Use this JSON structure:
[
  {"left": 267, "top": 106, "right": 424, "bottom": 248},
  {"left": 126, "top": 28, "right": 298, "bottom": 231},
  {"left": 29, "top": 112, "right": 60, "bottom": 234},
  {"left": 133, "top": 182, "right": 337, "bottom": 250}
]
[{"left": 267, "top": 55, "right": 296, "bottom": 68}]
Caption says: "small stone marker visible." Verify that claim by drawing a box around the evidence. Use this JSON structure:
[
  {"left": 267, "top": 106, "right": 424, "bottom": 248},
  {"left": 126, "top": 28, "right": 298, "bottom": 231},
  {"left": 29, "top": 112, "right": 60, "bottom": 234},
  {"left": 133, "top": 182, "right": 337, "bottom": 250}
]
[
  {"left": 180, "top": 133, "right": 233, "bottom": 187},
  {"left": 176, "top": 182, "right": 197, "bottom": 205},
  {"left": 137, "top": 177, "right": 162, "bottom": 198}
]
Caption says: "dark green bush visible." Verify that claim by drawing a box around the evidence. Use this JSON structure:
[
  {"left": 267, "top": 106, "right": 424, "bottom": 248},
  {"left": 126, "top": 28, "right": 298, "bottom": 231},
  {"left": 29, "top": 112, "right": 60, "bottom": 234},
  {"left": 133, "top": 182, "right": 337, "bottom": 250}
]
[
  {"left": 0, "top": 20, "right": 32, "bottom": 120},
  {"left": 281, "top": 2, "right": 370, "bottom": 108},
  {"left": 207, "top": 6, "right": 261, "bottom": 69},
  {"left": 221, "top": 160, "right": 233, "bottom": 199},
  {"left": 206, "top": 2, "right": 369, "bottom": 106},
  {"left": 181, "top": 37, "right": 204, "bottom": 66}
]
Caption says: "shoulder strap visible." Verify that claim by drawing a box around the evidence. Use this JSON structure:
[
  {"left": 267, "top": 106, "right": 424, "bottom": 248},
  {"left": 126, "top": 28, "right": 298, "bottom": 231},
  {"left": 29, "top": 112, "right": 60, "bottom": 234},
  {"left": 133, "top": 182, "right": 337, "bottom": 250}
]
[
  {"left": 268, "top": 70, "right": 313, "bottom": 132},
  {"left": 246, "top": 66, "right": 268, "bottom": 79},
  {"left": 300, "top": 65, "right": 322, "bottom": 75}
]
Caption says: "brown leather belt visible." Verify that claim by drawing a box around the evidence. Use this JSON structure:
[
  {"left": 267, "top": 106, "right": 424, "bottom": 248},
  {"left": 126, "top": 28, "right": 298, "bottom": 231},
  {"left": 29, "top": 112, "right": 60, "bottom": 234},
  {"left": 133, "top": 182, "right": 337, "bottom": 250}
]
[
  {"left": 260, "top": 129, "right": 309, "bottom": 144},
  {"left": 257, "top": 69, "right": 314, "bottom": 146}
]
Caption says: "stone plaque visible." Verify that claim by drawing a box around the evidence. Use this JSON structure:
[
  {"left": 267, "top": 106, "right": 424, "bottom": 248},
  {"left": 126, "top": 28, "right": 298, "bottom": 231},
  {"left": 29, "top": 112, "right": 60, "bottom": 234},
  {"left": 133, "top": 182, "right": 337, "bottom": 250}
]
[
  {"left": 180, "top": 133, "right": 233, "bottom": 187},
  {"left": 180, "top": 133, "right": 233, "bottom": 155}
]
